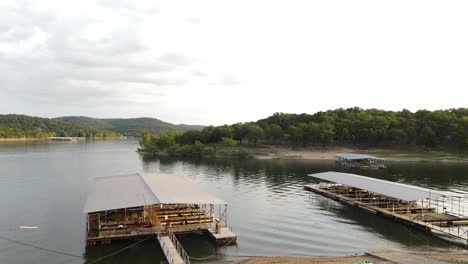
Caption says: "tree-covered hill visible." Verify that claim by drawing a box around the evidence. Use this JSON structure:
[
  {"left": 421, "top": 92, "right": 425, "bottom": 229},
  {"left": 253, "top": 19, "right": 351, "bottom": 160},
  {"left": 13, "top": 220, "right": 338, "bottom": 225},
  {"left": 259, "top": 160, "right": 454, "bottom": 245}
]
[
  {"left": 255, "top": 108, "right": 468, "bottom": 149},
  {"left": 55, "top": 116, "right": 204, "bottom": 136},
  {"left": 140, "top": 108, "right": 468, "bottom": 156},
  {"left": 0, "top": 114, "right": 120, "bottom": 139}
]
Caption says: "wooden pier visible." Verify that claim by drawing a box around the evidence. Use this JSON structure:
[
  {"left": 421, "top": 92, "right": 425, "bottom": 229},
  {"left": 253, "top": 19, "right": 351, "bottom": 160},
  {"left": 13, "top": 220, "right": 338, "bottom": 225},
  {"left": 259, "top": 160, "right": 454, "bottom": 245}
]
[{"left": 306, "top": 172, "right": 468, "bottom": 246}]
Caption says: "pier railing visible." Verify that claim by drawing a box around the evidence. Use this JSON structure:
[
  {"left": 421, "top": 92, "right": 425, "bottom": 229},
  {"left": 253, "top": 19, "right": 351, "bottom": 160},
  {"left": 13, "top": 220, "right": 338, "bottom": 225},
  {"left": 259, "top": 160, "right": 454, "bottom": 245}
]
[
  {"left": 156, "top": 231, "right": 175, "bottom": 264},
  {"left": 156, "top": 230, "right": 191, "bottom": 264},
  {"left": 169, "top": 230, "right": 191, "bottom": 264},
  {"left": 307, "top": 183, "right": 468, "bottom": 244}
]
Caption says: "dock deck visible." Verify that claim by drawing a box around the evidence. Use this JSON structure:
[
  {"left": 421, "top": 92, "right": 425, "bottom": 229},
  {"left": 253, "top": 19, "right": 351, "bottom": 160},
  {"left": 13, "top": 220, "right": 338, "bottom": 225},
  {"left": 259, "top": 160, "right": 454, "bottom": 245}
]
[
  {"left": 207, "top": 227, "right": 237, "bottom": 244},
  {"left": 84, "top": 172, "right": 237, "bottom": 263},
  {"left": 305, "top": 183, "right": 468, "bottom": 245}
]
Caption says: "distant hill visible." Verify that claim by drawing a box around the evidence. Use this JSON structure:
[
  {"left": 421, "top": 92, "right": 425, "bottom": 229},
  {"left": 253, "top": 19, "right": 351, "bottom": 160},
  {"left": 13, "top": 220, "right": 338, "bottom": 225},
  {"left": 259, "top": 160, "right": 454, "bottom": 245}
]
[
  {"left": 0, "top": 114, "right": 120, "bottom": 139},
  {"left": 55, "top": 116, "right": 205, "bottom": 136}
]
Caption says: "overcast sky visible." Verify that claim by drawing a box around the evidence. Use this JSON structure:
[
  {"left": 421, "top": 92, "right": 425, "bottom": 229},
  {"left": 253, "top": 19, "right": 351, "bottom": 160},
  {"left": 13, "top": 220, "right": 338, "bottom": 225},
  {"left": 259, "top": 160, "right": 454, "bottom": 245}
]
[{"left": 1, "top": 0, "right": 467, "bottom": 125}]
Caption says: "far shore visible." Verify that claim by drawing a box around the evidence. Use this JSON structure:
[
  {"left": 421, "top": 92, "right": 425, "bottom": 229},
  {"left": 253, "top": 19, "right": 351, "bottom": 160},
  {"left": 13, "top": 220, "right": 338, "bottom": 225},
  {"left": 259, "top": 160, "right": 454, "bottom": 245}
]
[
  {"left": 137, "top": 144, "right": 468, "bottom": 163},
  {"left": 231, "top": 250, "right": 468, "bottom": 264},
  {"left": 254, "top": 146, "right": 468, "bottom": 163},
  {"left": 0, "top": 137, "right": 44, "bottom": 142},
  {"left": 0, "top": 137, "right": 122, "bottom": 142}
]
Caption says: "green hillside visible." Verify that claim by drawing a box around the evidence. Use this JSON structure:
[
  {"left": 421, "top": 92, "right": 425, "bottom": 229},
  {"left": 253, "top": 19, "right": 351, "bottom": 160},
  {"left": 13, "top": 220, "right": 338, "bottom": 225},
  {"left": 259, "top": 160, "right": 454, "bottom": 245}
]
[
  {"left": 140, "top": 108, "right": 468, "bottom": 157},
  {"left": 0, "top": 114, "right": 120, "bottom": 139},
  {"left": 55, "top": 116, "right": 204, "bottom": 136}
]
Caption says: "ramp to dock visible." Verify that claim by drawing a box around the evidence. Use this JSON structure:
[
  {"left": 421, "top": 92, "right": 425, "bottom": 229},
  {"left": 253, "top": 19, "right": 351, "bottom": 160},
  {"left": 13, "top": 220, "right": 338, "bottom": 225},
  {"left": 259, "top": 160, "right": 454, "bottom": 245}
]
[{"left": 157, "top": 232, "right": 187, "bottom": 264}]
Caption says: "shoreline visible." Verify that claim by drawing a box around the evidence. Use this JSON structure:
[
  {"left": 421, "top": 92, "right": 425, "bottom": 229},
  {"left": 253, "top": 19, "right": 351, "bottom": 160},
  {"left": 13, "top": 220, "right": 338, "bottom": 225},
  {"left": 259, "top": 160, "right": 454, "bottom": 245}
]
[
  {"left": 254, "top": 146, "right": 468, "bottom": 163},
  {"left": 231, "top": 250, "right": 468, "bottom": 264},
  {"left": 0, "top": 137, "right": 122, "bottom": 142},
  {"left": 0, "top": 137, "right": 44, "bottom": 142},
  {"left": 138, "top": 145, "right": 468, "bottom": 163}
]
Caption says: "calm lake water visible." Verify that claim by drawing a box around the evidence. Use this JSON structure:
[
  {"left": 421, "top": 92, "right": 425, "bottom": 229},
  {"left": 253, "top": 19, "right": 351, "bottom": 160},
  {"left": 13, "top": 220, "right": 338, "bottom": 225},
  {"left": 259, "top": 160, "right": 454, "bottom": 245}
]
[{"left": 0, "top": 140, "right": 467, "bottom": 264}]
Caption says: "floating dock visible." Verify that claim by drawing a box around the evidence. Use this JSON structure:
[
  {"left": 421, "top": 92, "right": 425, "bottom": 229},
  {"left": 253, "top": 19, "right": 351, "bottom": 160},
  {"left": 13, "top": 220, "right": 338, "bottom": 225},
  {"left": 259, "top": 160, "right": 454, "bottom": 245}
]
[
  {"left": 47, "top": 137, "right": 84, "bottom": 141},
  {"left": 336, "top": 153, "right": 385, "bottom": 169},
  {"left": 83, "top": 172, "right": 237, "bottom": 263},
  {"left": 305, "top": 172, "right": 468, "bottom": 245},
  {"left": 207, "top": 227, "right": 238, "bottom": 245}
]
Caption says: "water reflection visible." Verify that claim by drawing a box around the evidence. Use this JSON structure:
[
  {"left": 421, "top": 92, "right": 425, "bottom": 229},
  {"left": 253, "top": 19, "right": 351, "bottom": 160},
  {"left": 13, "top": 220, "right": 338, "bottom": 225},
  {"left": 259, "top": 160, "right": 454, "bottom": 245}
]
[{"left": 310, "top": 195, "right": 460, "bottom": 249}]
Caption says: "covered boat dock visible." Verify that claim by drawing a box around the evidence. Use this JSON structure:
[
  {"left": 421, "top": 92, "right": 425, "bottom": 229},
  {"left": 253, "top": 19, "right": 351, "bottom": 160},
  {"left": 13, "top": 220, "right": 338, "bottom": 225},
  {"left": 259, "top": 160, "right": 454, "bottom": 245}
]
[
  {"left": 305, "top": 172, "right": 468, "bottom": 245},
  {"left": 83, "top": 172, "right": 237, "bottom": 263},
  {"left": 336, "top": 153, "right": 385, "bottom": 169}
]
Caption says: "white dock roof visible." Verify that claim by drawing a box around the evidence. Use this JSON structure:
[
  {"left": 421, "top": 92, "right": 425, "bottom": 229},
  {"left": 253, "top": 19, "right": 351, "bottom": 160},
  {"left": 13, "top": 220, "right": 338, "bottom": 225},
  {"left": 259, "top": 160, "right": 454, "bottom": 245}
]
[
  {"left": 83, "top": 172, "right": 226, "bottom": 213},
  {"left": 139, "top": 172, "right": 227, "bottom": 205},
  {"left": 336, "top": 153, "right": 383, "bottom": 160},
  {"left": 309, "top": 171, "right": 444, "bottom": 201}
]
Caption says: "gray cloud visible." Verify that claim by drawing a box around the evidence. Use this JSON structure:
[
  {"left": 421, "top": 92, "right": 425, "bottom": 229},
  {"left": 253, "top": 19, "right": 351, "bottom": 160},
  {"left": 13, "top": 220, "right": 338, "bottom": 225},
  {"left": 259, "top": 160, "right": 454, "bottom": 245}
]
[
  {"left": 159, "top": 53, "right": 191, "bottom": 66},
  {"left": 0, "top": 0, "right": 194, "bottom": 115},
  {"left": 0, "top": 0, "right": 243, "bottom": 122}
]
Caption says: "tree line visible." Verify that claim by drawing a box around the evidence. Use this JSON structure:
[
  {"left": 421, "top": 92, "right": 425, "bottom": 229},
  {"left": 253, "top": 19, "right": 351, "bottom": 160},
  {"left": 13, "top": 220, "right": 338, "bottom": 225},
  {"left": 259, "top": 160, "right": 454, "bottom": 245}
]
[
  {"left": 141, "top": 108, "right": 468, "bottom": 152},
  {"left": 0, "top": 114, "right": 120, "bottom": 139}
]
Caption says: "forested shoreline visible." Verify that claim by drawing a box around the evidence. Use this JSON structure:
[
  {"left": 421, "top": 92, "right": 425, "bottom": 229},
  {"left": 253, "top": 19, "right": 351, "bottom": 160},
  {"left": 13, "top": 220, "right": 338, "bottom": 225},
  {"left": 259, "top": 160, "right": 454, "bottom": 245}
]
[
  {"left": 0, "top": 114, "right": 120, "bottom": 139},
  {"left": 139, "top": 108, "right": 468, "bottom": 157}
]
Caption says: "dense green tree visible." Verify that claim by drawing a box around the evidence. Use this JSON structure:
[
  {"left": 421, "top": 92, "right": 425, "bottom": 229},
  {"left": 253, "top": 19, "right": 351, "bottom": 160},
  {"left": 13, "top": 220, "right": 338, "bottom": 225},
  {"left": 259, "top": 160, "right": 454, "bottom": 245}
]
[
  {"left": 221, "top": 137, "right": 238, "bottom": 147},
  {"left": 0, "top": 114, "right": 120, "bottom": 139},
  {"left": 287, "top": 125, "right": 303, "bottom": 146},
  {"left": 419, "top": 125, "right": 437, "bottom": 147},
  {"left": 318, "top": 122, "right": 335, "bottom": 146},
  {"left": 232, "top": 123, "right": 249, "bottom": 144},
  {"left": 139, "top": 108, "right": 468, "bottom": 152},
  {"left": 245, "top": 124, "right": 264, "bottom": 146},
  {"left": 155, "top": 132, "right": 176, "bottom": 148},
  {"left": 177, "top": 130, "right": 202, "bottom": 145},
  {"left": 269, "top": 124, "right": 284, "bottom": 144},
  {"left": 450, "top": 116, "right": 468, "bottom": 149},
  {"left": 139, "top": 131, "right": 157, "bottom": 150}
]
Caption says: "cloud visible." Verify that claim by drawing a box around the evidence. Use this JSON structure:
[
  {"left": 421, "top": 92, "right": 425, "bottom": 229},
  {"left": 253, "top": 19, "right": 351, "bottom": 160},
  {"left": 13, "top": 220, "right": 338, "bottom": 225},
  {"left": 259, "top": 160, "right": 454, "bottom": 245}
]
[
  {"left": 159, "top": 52, "right": 190, "bottom": 66},
  {"left": 209, "top": 76, "right": 240, "bottom": 86},
  {"left": 0, "top": 0, "right": 202, "bottom": 116}
]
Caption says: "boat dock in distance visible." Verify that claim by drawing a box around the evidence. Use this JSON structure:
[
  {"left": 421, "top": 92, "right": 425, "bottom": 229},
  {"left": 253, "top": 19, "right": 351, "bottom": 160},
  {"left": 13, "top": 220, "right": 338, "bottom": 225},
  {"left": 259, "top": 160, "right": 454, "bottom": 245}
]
[
  {"left": 47, "top": 137, "right": 84, "bottom": 141},
  {"left": 305, "top": 172, "right": 468, "bottom": 246},
  {"left": 83, "top": 172, "right": 237, "bottom": 264},
  {"left": 336, "top": 153, "right": 385, "bottom": 169}
]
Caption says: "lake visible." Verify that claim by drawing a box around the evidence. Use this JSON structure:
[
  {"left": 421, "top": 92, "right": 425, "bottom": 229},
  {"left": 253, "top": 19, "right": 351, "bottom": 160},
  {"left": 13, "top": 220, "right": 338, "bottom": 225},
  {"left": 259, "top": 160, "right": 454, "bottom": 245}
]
[{"left": 0, "top": 140, "right": 467, "bottom": 264}]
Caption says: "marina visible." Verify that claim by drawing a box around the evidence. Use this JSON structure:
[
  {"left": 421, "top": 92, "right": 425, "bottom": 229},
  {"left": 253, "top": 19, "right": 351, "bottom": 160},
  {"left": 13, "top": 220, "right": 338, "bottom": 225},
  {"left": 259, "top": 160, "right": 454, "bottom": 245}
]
[{"left": 305, "top": 172, "right": 468, "bottom": 245}]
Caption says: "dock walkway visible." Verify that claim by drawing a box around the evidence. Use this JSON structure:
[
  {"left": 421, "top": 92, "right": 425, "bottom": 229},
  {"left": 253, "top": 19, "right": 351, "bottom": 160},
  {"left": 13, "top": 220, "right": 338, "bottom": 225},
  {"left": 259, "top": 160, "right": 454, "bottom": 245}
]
[{"left": 157, "top": 232, "right": 187, "bottom": 264}]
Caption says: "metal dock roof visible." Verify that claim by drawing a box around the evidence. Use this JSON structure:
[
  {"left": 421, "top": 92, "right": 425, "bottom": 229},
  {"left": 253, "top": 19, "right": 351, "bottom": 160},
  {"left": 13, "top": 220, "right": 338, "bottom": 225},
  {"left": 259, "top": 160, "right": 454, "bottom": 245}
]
[
  {"left": 309, "top": 171, "right": 444, "bottom": 201},
  {"left": 336, "top": 153, "right": 384, "bottom": 160},
  {"left": 83, "top": 172, "right": 226, "bottom": 213}
]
